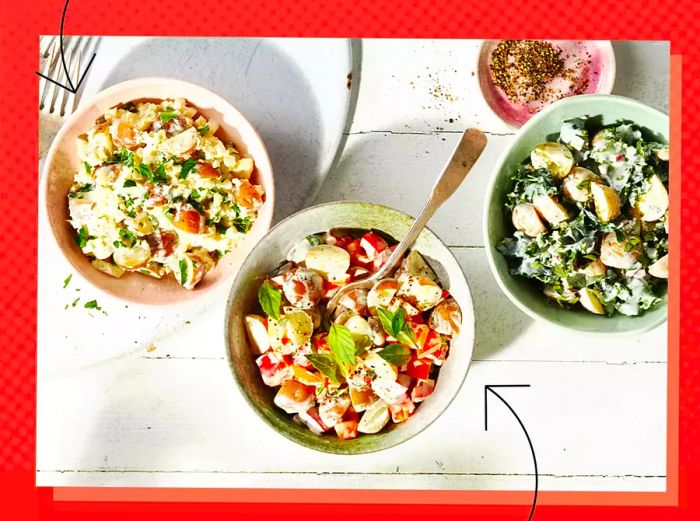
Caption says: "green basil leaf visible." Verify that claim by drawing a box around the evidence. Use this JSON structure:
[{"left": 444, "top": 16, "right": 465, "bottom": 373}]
[
  {"left": 306, "top": 354, "right": 342, "bottom": 385},
  {"left": 376, "top": 307, "right": 396, "bottom": 337},
  {"left": 391, "top": 307, "right": 406, "bottom": 337},
  {"left": 377, "top": 343, "right": 411, "bottom": 367},
  {"left": 327, "top": 323, "right": 356, "bottom": 371},
  {"left": 258, "top": 281, "right": 281, "bottom": 321}
]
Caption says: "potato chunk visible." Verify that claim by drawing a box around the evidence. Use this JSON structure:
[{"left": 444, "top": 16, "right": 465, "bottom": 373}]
[
  {"left": 591, "top": 183, "right": 621, "bottom": 222},
  {"left": 530, "top": 142, "right": 574, "bottom": 179},
  {"left": 648, "top": 254, "right": 668, "bottom": 279},
  {"left": 579, "top": 287, "right": 606, "bottom": 315},
  {"left": 600, "top": 232, "right": 640, "bottom": 269},
  {"left": 562, "top": 167, "right": 600, "bottom": 202},
  {"left": 533, "top": 194, "right": 569, "bottom": 225},
  {"left": 512, "top": 203, "right": 546, "bottom": 237},
  {"left": 638, "top": 175, "right": 669, "bottom": 222}
]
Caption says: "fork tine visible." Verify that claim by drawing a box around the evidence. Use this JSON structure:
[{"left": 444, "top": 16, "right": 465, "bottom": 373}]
[
  {"left": 39, "top": 41, "right": 59, "bottom": 112},
  {"left": 62, "top": 49, "right": 81, "bottom": 116}
]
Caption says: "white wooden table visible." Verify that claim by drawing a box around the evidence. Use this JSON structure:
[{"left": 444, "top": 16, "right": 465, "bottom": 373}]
[{"left": 36, "top": 38, "right": 670, "bottom": 493}]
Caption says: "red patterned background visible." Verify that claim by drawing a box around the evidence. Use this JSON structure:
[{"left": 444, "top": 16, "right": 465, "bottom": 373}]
[{"left": 0, "top": 0, "right": 697, "bottom": 518}]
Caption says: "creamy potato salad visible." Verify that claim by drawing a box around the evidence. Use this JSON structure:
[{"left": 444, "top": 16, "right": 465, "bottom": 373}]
[
  {"left": 68, "top": 98, "right": 264, "bottom": 289},
  {"left": 245, "top": 229, "right": 462, "bottom": 439},
  {"left": 498, "top": 118, "right": 669, "bottom": 316}
]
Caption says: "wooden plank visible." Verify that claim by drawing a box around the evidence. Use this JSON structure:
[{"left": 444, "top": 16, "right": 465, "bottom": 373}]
[{"left": 37, "top": 355, "right": 665, "bottom": 490}]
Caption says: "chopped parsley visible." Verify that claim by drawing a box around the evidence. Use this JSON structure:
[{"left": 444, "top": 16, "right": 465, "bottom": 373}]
[
  {"left": 62, "top": 274, "right": 72, "bottom": 288},
  {"left": 106, "top": 149, "right": 135, "bottom": 168},
  {"left": 160, "top": 107, "right": 179, "bottom": 123},
  {"left": 197, "top": 125, "right": 210, "bottom": 136},
  {"left": 232, "top": 216, "right": 252, "bottom": 234},
  {"left": 178, "top": 158, "right": 197, "bottom": 180},
  {"left": 123, "top": 179, "right": 136, "bottom": 188}
]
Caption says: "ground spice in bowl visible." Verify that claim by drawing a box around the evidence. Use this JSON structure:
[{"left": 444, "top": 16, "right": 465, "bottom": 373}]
[{"left": 489, "top": 40, "right": 590, "bottom": 106}]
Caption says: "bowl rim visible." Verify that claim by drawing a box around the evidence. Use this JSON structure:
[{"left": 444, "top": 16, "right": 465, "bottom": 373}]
[
  {"left": 223, "top": 200, "right": 476, "bottom": 454},
  {"left": 476, "top": 39, "right": 617, "bottom": 128},
  {"left": 39, "top": 76, "right": 275, "bottom": 307},
  {"left": 482, "top": 93, "right": 669, "bottom": 336}
]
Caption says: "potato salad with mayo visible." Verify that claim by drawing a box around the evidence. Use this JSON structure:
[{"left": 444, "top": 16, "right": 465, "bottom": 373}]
[
  {"left": 498, "top": 118, "right": 669, "bottom": 316},
  {"left": 245, "top": 229, "right": 461, "bottom": 439},
  {"left": 68, "top": 98, "right": 264, "bottom": 289}
]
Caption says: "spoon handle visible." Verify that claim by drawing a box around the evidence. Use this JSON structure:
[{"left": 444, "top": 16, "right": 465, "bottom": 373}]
[{"left": 374, "top": 129, "right": 487, "bottom": 280}]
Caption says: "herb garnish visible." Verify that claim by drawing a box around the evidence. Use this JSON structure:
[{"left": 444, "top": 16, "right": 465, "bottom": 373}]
[
  {"left": 306, "top": 354, "right": 342, "bottom": 384},
  {"left": 178, "top": 259, "right": 188, "bottom": 286},
  {"left": 376, "top": 307, "right": 415, "bottom": 347},
  {"left": 75, "top": 225, "right": 91, "bottom": 248},
  {"left": 197, "top": 125, "right": 210, "bottom": 136},
  {"left": 377, "top": 343, "right": 411, "bottom": 366},
  {"left": 178, "top": 158, "right": 197, "bottom": 180},
  {"left": 160, "top": 107, "right": 179, "bottom": 123},
  {"left": 232, "top": 216, "right": 252, "bottom": 234},
  {"left": 63, "top": 274, "right": 72, "bottom": 288},
  {"left": 106, "top": 149, "right": 135, "bottom": 167},
  {"left": 123, "top": 179, "right": 136, "bottom": 188},
  {"left": 258, "top": 281, "right": 281, "bottom": 320}
]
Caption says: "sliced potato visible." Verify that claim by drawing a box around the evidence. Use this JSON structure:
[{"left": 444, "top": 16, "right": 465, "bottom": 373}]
[
  {"left": 282, "top": 268, "right": 324, "bottom": 309},
  {"left": 579, "top": 287, "right": 606, "bottom": 315},
  {"left": 428, "top": 297, "right": 462, "bottom": 337},
  {"left": 274, "top": 379, "right": 315, "bottom": 414},
  {"left": 591, "top": 183, "right": 621, "bottom": 222},
  {"left": 304, "top": 244, "right": 351, "bottom": 275},
  {"left": 367, "top": 317, "right": 386, "bottom": 346},
  {"left": 638, "top": 175, "right": 669, "bottom": 222},
  {"left": 339, "top": 288, "right": 368, "bottom": 316},
  {"left": 364, "top": 352, "right": 398, "bottom": 381},
  {"left": 91, "top": 259, "right": 125, "bottom": 278},
  {"left": 387, "top": 296, "right": 421, "bottom": 317},
  {"left": 319, "top": 393, "right": 351, "bottom": 427},
  {"left": 367, "top": 278, "right": 399, "bottom": 314},
  {"left": 533, "top": 194, "right": 570, "bottom": 225},
  {"left": 592, "top": 129, "right": 614, "bottom": 149},
  {"left": 400, "top": 250, "right": 438, "bottom": 281},
  {"left": 113, "top": 243, "right": 151, "bottom": 270},
  {"left": 397, "top": 274, "right": 442, "bottom": 312},
  {"left": 654, "top": 146, "right": 669, "bottom": 161},
  {"left": 268, "top": 310, "right": 313, "bottom": 353},
  {"left": 648, "top": 254, "right": 669, "bottom": 279},
  {"left": 512, "top": 203, "right": 546, "bottom": 237},
  {"left": 244, "top": 314, "right": 270, "bottom": 355},
  {"left": 344, "top": 315, "right": 373, "bottom": 342},
  {"left": 357, "top": 399, "right": 390, "bottom": 434},
  {"left": 350, "top": 387, "right": 377, "bottom": 413},
  {"left": 581, "top": 259, "right": 607, "bottom": 278},
  {"left": 163, "top": 127, "right": 198, "bottom": 157},
  {"left": 530, "top": 142, "right": 574, "bottom": 179},
  {"left": 600, "top": 232, "right": 640, "bottom": 269},
  {"left": 562, "top": 167, "right": 600, "bottom": 202}
]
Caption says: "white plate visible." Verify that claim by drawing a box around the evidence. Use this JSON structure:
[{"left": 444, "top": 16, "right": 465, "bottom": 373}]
[{"left": 80, "top": 36, "right": 354, "bottom": 221}]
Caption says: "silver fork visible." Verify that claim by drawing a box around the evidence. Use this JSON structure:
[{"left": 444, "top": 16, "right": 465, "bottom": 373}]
[{"left": 39, "top": 36, "right": 90, "bottom": 159}]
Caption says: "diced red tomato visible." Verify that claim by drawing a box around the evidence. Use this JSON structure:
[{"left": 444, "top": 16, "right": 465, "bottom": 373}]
[
  {"left": 342, "top": 406, "right": 360, "bottom": 423},
  {"left": 441, "top": 289, "right": 451, "bottom": 300},
  {"left": 371, "top": 244, "right": 397, "bottom": 272},
  {"left": 173, "top": 208, "right": 202, "bottom": 234},
  {"left": 411, "top": 379, "right": 435, "bottom": 403},
  {"left": 299, "top": 407, "right": 331, "bottom": 434},
  {"left": 409, "top": 323, "right": 430, "bottom": 349},
  {"left": 330, "top": 235, "right": 353, "bottom": 250},
  {"left": 360, "top": 232, "right": 389, "bottom": 261},
  {"left": 405, "top": 356, "right": 432, "bottom": 380},
  {"left": 195, "top": 162, "right": 220, "bottom": 178},
  {"left": 334, "top": 420, "right": 359, "bottom": 440},
  {"left": 346, "top": 239, "right": 371, "bottom": 267},
  {"left": 406, "top": 312, "right": 425, "bottom": 325},
  {"left": 348, "top": 266, "right": 370, "bottom": 281},
  {"left": 256, "top": 351, "right": 293, "bottom": 387},
  {"left": 389, "top": 395, "right": 416, "bottom": 423},
  {"left": 418, "top": 330, "right": 449, "bottom": 365},
  {"left": 312, "top": 333, "right": 330, "bottom": 354}
]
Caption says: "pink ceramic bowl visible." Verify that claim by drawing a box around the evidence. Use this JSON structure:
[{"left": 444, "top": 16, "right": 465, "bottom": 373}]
[{"left": 40, "top": 78, "right": 275, "bottom": 305}]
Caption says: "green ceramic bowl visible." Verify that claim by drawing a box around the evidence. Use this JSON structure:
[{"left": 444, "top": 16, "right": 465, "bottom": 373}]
[
  {"left": 224, "top": 201, "right": 476, "bottom": 454},
  {"left": 483, "top": 94, "right": 669, "bottom": 335}
]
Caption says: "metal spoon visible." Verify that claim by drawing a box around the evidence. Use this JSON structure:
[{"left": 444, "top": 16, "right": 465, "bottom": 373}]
[{"left": 326, "top": 128, "right": 488, "bottom": 316}]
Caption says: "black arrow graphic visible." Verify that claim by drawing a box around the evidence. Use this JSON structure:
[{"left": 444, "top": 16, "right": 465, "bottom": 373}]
[
  {"left": 35, "top": 0, "right": 97, "bottom": 94},
  {"left": 485, "top": 384, "right": 538, "bottom": 521}
]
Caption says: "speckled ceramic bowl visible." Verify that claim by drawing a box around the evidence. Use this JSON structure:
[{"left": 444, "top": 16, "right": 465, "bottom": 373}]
[
  {"left": 40, "top": 77, "right": 274, "bottom": 305},
  {"left": 224, "top": 201, "right": 476, "bottom": 454},
  {"left": 484, "top": 94, "right": 669, "bottom": 335}
]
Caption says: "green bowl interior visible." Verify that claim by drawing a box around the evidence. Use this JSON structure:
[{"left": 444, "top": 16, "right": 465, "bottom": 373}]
[
  {"left": 225, "top": 201, "right": 476, "bottom": 454},
  {"left": 484, "top": 94, "right": 669, "bottom": 335}
]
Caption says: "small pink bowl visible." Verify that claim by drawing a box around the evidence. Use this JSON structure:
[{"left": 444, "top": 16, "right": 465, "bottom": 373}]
[
  {"left": 478, "top": 40, "right": 616, "bottom": 127},
  {"left": 40, "top": 78, "right": 275, "bottom": 305}
]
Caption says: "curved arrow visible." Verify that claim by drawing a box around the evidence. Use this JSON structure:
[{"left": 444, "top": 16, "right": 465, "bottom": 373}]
[
  {"left": 35, "top": 0, "right": 97, "bottom": 94},
  {"left": 485, "top": 384, "right": 538, "bottom": 521}
]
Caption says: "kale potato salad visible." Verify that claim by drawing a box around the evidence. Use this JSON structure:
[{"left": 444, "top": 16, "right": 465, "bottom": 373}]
[
  {"left": 497, "top": 118, "right": 669, "bottom": 317},
  {"left": 68, "top": 98, "right": 264, "bottom": 289},
  {"left": 245, "top": 229, "right": 462, "bottom": 439}
]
